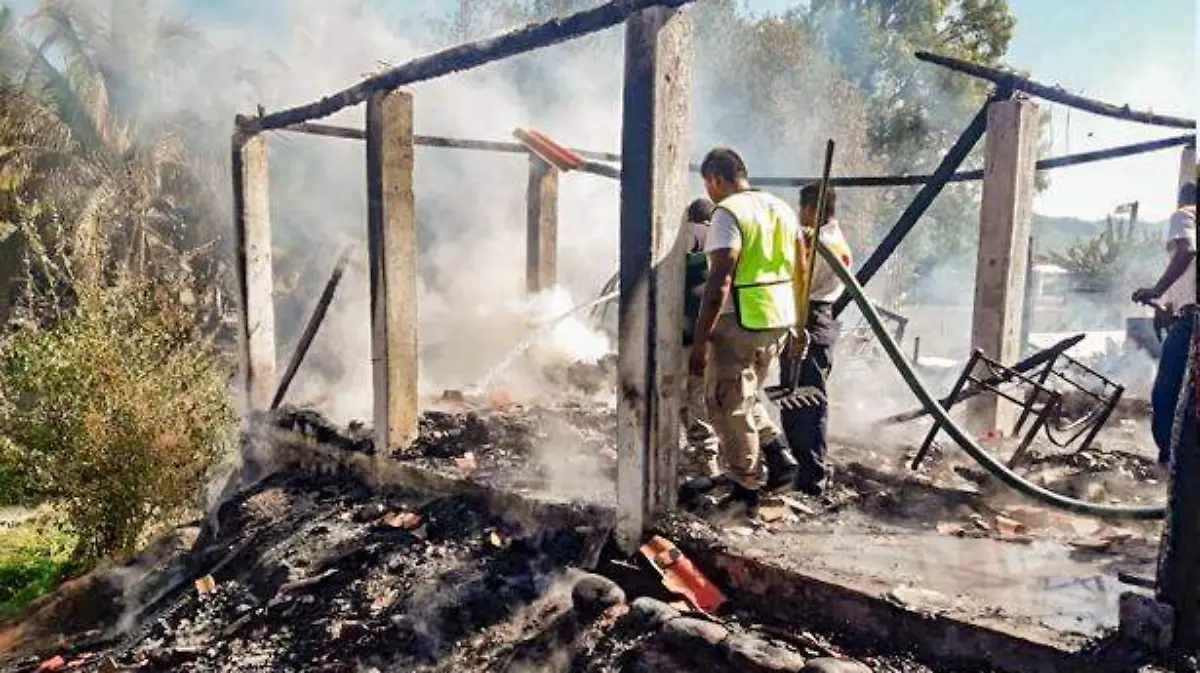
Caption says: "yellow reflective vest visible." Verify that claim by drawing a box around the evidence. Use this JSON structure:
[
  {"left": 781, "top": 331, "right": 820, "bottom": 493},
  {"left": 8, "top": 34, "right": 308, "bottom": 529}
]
[{"left": 716, "top": 190, "right": 804, "bottom": 331}]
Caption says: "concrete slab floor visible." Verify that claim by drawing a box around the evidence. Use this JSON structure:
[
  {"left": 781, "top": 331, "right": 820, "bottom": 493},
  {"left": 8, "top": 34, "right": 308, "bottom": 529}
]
[{"left": 700, "top": 512, "right": 1138, "bottom": 645}]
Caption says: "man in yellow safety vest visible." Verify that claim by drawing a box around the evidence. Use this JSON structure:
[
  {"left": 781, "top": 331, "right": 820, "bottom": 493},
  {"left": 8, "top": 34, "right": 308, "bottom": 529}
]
[{"left": 689, "top": 147, "right": 803, "bottom": 515}]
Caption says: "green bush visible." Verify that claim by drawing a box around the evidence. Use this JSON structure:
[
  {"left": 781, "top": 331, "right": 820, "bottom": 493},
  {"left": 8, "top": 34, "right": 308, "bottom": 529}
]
[{"left": 0, "top": 278, "right": 236, "bottom": 563}]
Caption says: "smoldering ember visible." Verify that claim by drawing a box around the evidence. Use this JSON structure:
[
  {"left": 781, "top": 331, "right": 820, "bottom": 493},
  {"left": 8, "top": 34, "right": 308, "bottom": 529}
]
[{"left": 0, "top": 1, "right": 1195, "bottom": 672}]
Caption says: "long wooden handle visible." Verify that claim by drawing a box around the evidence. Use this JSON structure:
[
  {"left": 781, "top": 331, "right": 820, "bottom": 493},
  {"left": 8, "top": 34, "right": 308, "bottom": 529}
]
[{"left": 794, "top": 139, "right": 836, "bottom": 336}]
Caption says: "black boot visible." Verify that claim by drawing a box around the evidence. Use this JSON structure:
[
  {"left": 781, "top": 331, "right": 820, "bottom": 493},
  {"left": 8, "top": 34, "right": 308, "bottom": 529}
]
[
  {"left": 716, "top": 483, "right": 760, "bottom": 517},
  {"left": 678, "top": 475, "right": 729, "bottom": 509},
  {"left": 794, "top": 476, "right": 826, "bottom": 498},
  {"left": 762, "top": 437, "right": 799, "bottom": 492}
]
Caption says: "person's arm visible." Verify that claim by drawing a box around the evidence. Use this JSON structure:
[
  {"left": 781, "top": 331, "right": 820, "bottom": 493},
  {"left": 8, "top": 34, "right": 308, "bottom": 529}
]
[{"left": 1134, "top": 236, "right": 1196, "bottom": 304}]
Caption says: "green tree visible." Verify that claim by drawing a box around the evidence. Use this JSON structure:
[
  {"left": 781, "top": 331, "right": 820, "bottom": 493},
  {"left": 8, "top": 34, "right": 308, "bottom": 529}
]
[{"left": 0, "top": 0, "right": 228, "bottom": 325}]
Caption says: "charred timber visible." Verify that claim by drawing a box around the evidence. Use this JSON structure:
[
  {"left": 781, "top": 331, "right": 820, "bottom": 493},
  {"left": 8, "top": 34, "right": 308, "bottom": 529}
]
[
  {"left": 271, "top": 250, "right": 350, "bottom": 411},
  {"left": 756, "top": 133, "right": 1195, "bottom": 187},
  {"left": 239, "top": 0, "right": 696, "bottom": 134},
  {"left": 830, "top": 95, "right": 995, "bottom": 318},
  {"left": 916, "top": 51, "right": 1196, "bottom": 130},
  {"left": 280, "top": 122, "right": 622, "bottom": 162},
  {"left": 278, "top": 123, "right": 1192, "bottom": 189}
]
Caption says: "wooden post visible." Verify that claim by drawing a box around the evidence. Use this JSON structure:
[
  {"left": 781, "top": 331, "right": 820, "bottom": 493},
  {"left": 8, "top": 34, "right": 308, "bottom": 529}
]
[
  {"left": 615, "top": 5, "right": 693, "bottom": 553},
  {"left": 968, "top": 97, "right": 1040, "bottom": 434},
  {"left": 231, "top": 132, "right": 276, "bottom": 414},
  {"left": 526, "top": 155, "right": 559, "bottom": 293},
  {"left": 366, "top": 89, "right": 419, "bottom": 454}
]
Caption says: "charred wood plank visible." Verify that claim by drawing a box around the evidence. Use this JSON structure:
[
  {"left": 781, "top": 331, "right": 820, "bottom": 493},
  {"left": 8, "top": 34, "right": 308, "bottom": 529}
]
[{"left": 240, "top": 0, "right": 697, "bottom": 134}]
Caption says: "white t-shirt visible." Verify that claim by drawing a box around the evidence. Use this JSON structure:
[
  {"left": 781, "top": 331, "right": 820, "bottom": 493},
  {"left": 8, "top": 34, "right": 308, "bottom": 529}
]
[
  {"left": 1161, "top": 205, "right": 1197, "bottom": 309},
  {"left": 706, "top": 192, "right": 800, "bottom": 314},
  {"left": 805, "top": 219, "right": 853, "bottom": 304},
  {"left": 706, "top": 207, "right": 742, "bottom": 252}
]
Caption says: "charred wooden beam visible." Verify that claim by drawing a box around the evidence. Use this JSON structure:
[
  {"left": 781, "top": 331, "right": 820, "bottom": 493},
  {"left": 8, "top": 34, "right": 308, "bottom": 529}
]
[
  {"left": 280, "top": 123, "right": 1192, "bottom": 188},
  {"left": 916, "top": 51, "right": 1196, "bottom": 130},
  {"left": 281, "top": 122, "right": 622, "bottom": 162},
  {"left": 240, "top": 0, "right": 696, "bottom": 134},
  {"left": 271, "top": 250, "right": 350, "bottom": 411},
  {"left": 830, "top": 93, "right": 1001, "bottom": 318},
  {"left": 756, "top": 133, "right": 1195, "bottom": 187}
]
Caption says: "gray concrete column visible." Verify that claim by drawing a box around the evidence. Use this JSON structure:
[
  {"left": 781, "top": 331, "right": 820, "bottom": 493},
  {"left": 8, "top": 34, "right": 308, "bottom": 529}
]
[
  {"left": 968, "top": 97, "right": 1040, "bottom": 434},
  {"left": 366, "top": 89, "right": 419, "bottom": 455},
  {"left": 615, "top": 5, "right": 693, "bottom": 553}
]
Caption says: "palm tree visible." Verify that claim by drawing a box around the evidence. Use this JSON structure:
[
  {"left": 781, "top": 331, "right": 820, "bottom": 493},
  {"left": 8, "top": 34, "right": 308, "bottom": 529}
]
[{"left": 0, "top": 0, "right": 226, "bottom": 325}]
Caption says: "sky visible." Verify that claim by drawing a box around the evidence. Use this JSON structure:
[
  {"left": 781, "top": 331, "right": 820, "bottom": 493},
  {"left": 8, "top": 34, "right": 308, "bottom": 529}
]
[
  {"left": 720, "top": 0, "right": 1198, "bottom": 221},
  {"left": 4, "top": 0, "right": 1196, "bottom": 220}
]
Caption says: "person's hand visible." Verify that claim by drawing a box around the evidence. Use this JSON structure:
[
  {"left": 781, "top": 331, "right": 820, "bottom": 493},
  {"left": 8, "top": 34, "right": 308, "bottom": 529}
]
[
  {"left": 1132, "top": 287, "right": 1161, "bottom": 305},
  {"left": 688, "top": 341, "right": 708, "bottom": 375}
]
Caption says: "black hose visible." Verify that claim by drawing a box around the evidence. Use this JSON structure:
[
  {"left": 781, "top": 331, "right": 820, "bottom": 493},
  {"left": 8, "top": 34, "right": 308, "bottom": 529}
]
[{"left": 818, "top": 240, "right": 1166, "bottom": 520}]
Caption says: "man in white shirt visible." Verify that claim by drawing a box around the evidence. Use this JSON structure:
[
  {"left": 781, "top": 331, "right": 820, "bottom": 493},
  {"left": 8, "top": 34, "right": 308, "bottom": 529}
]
[
  {"left": 1133, "top": 181, "right": 1197, "bottom": 463},
  {"left": 786, "top": 182, "right": 854, "bottom": 496}
]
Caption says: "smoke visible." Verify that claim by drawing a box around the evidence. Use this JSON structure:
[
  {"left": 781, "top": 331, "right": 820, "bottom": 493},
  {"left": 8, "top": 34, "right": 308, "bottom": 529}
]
[
  {"left": 530, "top": 412, "right": 615, "bottom": 503},
  {"left": 150, "top": 0, "right": 628, "bottom": 423},
  {"left": 129, "top": 0, "right": 888, "bottom": 427},
  {"left": 17, "top": 0, "right": 948, "bottom": 425}
]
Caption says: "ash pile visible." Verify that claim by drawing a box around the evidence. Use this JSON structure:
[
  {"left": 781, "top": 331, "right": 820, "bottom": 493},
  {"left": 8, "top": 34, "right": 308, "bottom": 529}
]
[
  {"left": 4, "top": 467, "right": 888, "bottom": 673},
  {"left": 275, "top": 392, "right": 620, "bottom": 504}
]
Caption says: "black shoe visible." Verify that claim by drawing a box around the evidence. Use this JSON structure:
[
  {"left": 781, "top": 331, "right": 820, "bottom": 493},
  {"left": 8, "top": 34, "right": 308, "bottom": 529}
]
[
  {"left": 793, "top": 478, "right": 825, "bottom": 498},
  {"left": 677, "top": 475, "right": 733, "bottom": 509},
  {"left": 716, "top": 483, "right": 761, "bottom": 517},
  {"left": 678, "top": 476, "right": 714, "bottom": 508},
  {"left": 762, "top": 438, "right": 799, "bottom": 493}
]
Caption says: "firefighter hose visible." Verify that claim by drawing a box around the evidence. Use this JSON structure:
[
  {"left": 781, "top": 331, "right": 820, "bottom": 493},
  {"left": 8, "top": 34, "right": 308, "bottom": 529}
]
[{"left": 818, "top": 240, "right": 1166, "bottom": 520}]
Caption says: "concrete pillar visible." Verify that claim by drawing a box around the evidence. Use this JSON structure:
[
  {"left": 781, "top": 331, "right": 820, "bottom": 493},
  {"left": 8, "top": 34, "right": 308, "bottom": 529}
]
[
  {"left": 615, "top": 5, "right": 693, "bottom": 553},
  {"left": 231, "top": 132, "right": 276, "bottom": 414},
  {"left": 968, "top": 97, "right": 1040, "bottom": 434},
  {"left": 526, "top": 155, "right": 559, "bottom": 294},
  {"left": 366, "top": 89, "right": 419, "bottom": 454}
]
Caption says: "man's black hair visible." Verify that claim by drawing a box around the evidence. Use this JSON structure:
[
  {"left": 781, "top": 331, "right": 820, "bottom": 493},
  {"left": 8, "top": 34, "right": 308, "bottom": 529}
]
[
  {"left": 699, "top": 147, "right": 748, "bottom": 183},
  {"left": 799, "top": 181, "right": 837, "bottom": 221},
  {"left": 686, "top": 198, "right": 716, "bottom": 224},
  {"left": 1180, "top": 181, "right": 1197, "bottom": 207}
]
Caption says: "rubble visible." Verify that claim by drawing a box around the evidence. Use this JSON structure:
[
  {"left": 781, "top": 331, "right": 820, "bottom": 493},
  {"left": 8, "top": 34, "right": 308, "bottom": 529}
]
[
  {"left": 274, "top": 401, "right": 618, "bottom": 502},
  {"left": 5, "top": 387, "right": 1169, "bottom": 672},
  {"left": 3, "top": 448, "right": 1023, "bottom": 673}
]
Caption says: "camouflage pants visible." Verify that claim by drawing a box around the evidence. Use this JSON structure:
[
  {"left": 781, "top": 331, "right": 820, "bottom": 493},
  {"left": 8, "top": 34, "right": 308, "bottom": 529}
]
[
  {"left": 705, "top": 314, "right": 787, "bottom": 489},
  {"left": 683, "top": 344, "right": 719, "bottom": 477}
]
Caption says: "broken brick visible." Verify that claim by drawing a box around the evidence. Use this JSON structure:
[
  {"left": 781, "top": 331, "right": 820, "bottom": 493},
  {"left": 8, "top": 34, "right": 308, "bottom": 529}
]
[
  {"left": 382, "top": 511, "right": 423, "bottom": 530},
  {"left": 36, "top": 656, "right": 66, "bottom": 672}
]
